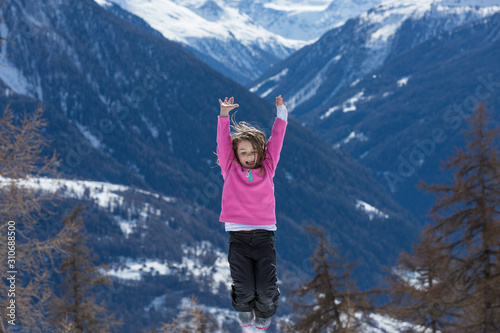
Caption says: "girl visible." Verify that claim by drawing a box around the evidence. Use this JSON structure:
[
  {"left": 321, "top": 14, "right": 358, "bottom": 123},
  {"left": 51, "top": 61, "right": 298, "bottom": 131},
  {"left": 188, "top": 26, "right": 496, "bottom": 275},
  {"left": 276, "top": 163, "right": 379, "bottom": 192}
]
[{"left": 217, "top": 95, "right": 288, "bottom": 330}]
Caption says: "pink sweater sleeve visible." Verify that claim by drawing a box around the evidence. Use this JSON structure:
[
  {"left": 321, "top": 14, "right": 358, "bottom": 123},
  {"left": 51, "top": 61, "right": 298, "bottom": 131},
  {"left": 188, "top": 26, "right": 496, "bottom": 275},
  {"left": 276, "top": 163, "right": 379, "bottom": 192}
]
[
  {"left": 217, "top": 116, "right": 234, "bottom": 177},
  {"left": 265, "top": 118, "right": 287, "bottom": 176}
]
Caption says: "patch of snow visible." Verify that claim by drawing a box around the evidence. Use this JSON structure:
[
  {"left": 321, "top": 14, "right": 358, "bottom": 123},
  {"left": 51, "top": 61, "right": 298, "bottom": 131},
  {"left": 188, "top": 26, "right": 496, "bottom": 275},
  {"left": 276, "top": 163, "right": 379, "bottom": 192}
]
[
  {"left": 144, "top": 295, "right": 166, "bottom": 312},
  {"left": 75, "top": 122, "right": 103, "bottom": 149},
  {"left": 321, "top": 90, "right": 366, "bottom": 119},
  {"left": 0, "top": 23, "right": 42, "bottom": 99},
  {"left": 343, "top": 91, "right": 365, "bottom": 112},
  {"left": 355, "top": 199, "right": 389, "bottom": 220},
  {"left": 94, "top": 0, "right": 113, "bottom": 6},
  {"left": 333, "top": 131, "right": 369, "bottom": 149},
  {"left": 177, "top": 241, "right": 232, "bottom": 294},
  {"left": 107, "top": 258, "right": 171, "bottom": 280},
  {"left": 260, "top": 86, "right": 277, "bottom": 98},
  {"left": 0, "top": 177, "right": 128, "bottom": 210},
  {"left": 115, "top": 216, "right": 137, "bottom": 238},
  {"left": 250, "top": 68, "right": 288, "bottom": 93},
  {"left": 263, "top": 2, "right": 331, "bottom": 13},
  {"left": 140, "top": 114, "right": 159, "bottom": 138},
  {"left": 363, "top": 313, "right": 419, "bottom": 332},
  {"left": 320, "top": 106, "right": 340, "bottom": 119},
  {"left": 397, "top": 76, "right": 410, "bottom": 87},
  {"left": 105, "top": 241, "right": 231, "bottom": 294},
  {"left": 371, "top": 22, "right": 402, "bottom": 42},
  {"left": 342, "top": 92, "right": 363, "bottom": 112},
  {"left": 391, "top": 267, "right": 433, "bottom": 291},
  {"left": 0, "top": 177, "right": 176, "bottom": 222},
  {"left": 350, "top": 79, "right": 361, "bottom": 87}
]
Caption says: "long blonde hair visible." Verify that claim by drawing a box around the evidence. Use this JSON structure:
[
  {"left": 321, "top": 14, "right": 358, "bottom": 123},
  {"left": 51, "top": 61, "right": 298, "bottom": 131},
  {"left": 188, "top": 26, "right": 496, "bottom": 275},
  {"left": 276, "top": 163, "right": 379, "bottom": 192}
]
[{"left": 217, "top": 113, "right": 268, "bottom": 175}]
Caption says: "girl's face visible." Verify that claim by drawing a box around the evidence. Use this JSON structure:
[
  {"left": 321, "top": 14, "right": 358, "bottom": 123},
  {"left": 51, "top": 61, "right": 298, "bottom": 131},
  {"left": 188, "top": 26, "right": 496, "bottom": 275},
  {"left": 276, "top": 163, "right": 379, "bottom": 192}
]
[{"left": 237, "top": 140, "right": 258, "bottom": 169}]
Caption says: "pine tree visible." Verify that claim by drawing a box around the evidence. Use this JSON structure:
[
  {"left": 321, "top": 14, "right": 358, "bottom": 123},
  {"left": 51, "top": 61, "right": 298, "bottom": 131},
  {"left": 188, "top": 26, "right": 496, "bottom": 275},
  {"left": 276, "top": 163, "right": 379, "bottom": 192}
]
[
  {"left": 385, "top": 229, "right": 455, "bottom": 332},
  {"left": 419, "top": 103, "right": 500, "bottom": 331},
  {"left": 51, "top": 206, "right": 123, "bottom": 333},
  {"left": 285, "top": 225, "right": 374, "bottom": 333},
  {"left": 388, "top": 103, "right": 500, "bottom": 332},
  {"left": 0, "top": 106, "right": 73, "bottom": 332}
]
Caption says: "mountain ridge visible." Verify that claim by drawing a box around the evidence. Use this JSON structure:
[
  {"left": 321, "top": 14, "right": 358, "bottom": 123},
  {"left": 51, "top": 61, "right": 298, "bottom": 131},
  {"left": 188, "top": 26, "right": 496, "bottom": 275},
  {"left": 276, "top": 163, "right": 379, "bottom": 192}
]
[
  {"left": 251, "top": 0, "right": 500, "bottom": 113},
  {"left": 277, "top": 7, "right": 500, "bottom": 220},
  {"left": 94, "top": 0, "right": 384, "bottom": 83}
]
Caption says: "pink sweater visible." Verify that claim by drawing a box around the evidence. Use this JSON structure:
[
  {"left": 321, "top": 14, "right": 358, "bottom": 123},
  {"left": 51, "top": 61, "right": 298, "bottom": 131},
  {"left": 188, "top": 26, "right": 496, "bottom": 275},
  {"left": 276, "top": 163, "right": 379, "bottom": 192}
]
[{"left": 217, "top": 116, "right": 287, "bottom": 225}]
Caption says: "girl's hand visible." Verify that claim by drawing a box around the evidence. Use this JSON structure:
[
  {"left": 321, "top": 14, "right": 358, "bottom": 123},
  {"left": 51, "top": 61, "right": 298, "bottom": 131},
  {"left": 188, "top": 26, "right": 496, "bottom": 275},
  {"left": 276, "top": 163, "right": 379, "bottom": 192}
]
[
  {"left": 276, "top": 95, "right": 286, "bottom": 107},
  {"left": 219, "top": 97, "right": 239, "bottom": 117}
]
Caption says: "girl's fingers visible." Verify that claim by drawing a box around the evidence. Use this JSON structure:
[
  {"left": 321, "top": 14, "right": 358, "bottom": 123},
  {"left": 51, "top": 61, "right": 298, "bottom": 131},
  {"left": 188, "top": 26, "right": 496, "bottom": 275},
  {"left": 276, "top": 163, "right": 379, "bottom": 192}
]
[{"left": 219, "top": 97, "right": 238, "bottom": 107}]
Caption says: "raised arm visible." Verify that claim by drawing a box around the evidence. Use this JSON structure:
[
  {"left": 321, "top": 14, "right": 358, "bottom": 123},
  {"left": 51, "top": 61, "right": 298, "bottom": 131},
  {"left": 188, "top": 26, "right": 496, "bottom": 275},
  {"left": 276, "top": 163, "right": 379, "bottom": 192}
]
[
  {"left": 265, "top": 95, "right": 288, "bottom": 175},
  {"left": 217, "top": 97, "right": 239, "bottom": 176}
]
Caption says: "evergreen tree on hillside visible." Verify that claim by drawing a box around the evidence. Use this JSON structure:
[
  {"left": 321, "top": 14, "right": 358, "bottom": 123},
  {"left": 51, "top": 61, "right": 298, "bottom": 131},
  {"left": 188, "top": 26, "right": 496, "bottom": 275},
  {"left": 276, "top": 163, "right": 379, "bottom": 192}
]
[
  {"left": 0, "top": 106, "right": 74, "bottom": 332},
  {"left": 387, "top": 103, "right": 500, "bottom": 332},
  {"left": 285, "top": 225, "right": 374, "bottom": 333},
  {"left": 51, "top": 206, "right": 123, "bottom": 332},
  {"left": 385, "top": 230, "right": 454, "bottom": 332}
]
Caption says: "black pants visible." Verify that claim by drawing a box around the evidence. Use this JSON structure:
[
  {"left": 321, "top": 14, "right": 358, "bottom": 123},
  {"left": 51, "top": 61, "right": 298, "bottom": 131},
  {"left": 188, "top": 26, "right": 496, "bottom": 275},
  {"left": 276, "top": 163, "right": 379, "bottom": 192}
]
[{"left": 228, "top": 230, "right": 280, "bottom": 319}]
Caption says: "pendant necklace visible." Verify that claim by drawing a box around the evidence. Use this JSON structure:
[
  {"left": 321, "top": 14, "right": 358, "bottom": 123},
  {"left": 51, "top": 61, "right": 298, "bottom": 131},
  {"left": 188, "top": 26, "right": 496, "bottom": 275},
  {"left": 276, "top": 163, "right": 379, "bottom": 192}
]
[{"left": 245, "top": 169, "right": 254, "bottom": 182}]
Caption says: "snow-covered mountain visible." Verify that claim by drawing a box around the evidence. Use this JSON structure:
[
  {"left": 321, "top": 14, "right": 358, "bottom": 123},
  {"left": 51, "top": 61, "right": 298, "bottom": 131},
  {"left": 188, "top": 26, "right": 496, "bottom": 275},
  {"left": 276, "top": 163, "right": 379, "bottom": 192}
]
[
  {"left": 252, "top": 0, "right": 500, "bottom": 112},
  {"left": 94, "top": 0, "right": 382, "bottom": 83},
  {"left": 250, "top": 0, "right": 500, "bottom": 220}
]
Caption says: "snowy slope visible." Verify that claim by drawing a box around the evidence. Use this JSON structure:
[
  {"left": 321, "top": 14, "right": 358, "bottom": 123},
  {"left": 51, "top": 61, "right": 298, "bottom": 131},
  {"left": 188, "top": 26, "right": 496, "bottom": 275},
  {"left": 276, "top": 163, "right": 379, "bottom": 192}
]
[
  {"left": 97, "top": 0, "right": 303, "bottom": 48},
  {"left": 94, "top": 0, "right": 383, "bottom": 82},
  {"left": 251, "top": 0, "right": 500, "bottom": 112},
  {"left": 95, "top": 0, "right": 305, "bottom": 83},
  {"left": 224, "top": 0, "right": 382, "bottom": 41}
]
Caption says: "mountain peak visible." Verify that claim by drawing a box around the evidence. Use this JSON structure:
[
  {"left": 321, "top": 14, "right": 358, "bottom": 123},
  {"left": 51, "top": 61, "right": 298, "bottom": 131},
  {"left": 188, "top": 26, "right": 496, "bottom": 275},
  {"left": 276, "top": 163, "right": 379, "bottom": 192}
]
[{"left": 192, "top": 0, "right": 225, "bottom": 22}]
